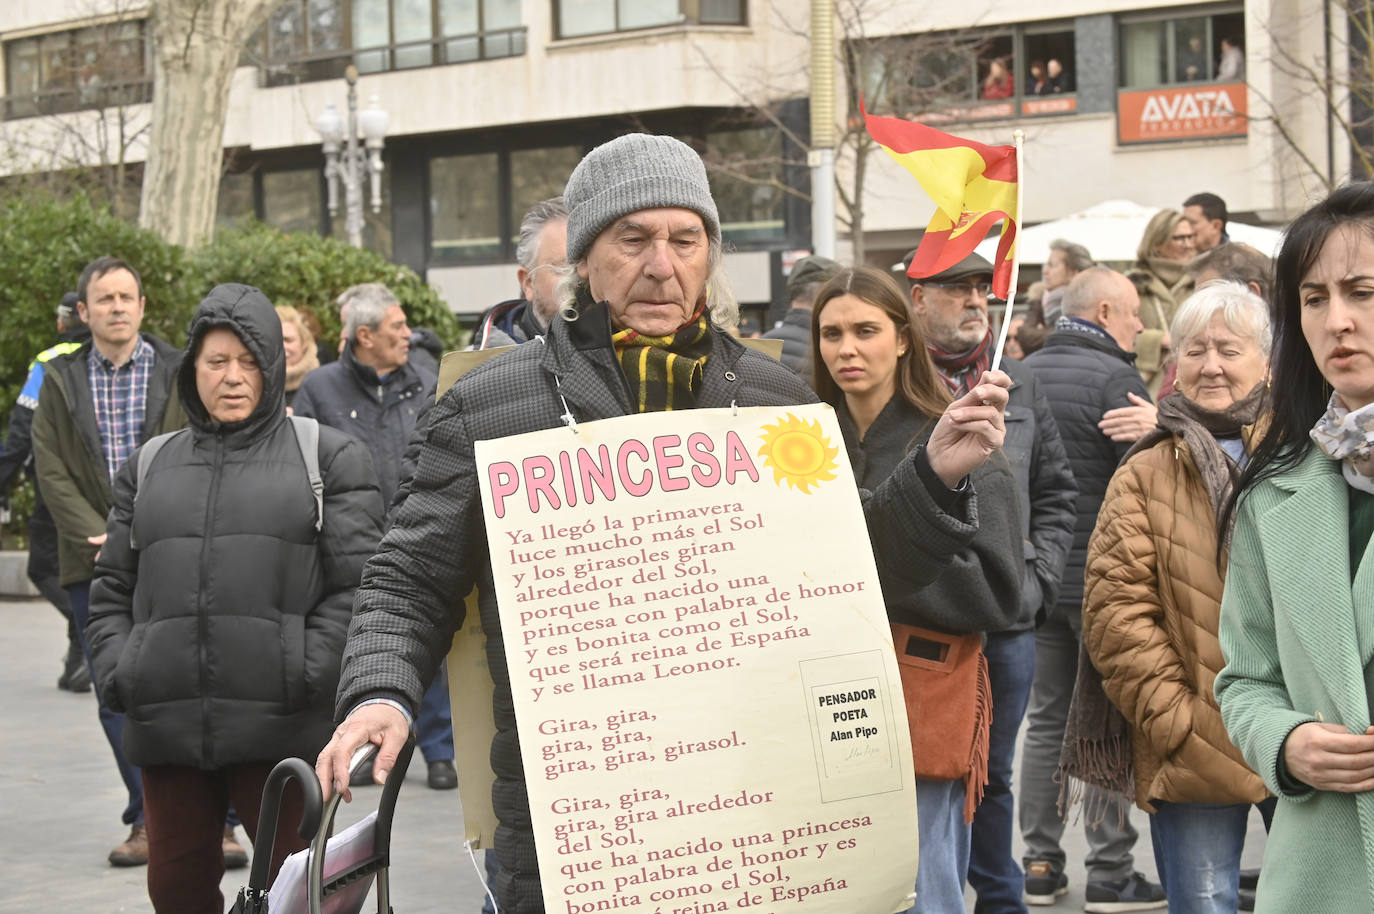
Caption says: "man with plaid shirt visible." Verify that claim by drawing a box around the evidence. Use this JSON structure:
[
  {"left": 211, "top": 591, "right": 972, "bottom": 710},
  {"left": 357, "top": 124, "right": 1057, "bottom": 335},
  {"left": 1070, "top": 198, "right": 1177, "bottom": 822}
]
[{"left": 32, "top": 256, "right": 188, "bottom": 868}]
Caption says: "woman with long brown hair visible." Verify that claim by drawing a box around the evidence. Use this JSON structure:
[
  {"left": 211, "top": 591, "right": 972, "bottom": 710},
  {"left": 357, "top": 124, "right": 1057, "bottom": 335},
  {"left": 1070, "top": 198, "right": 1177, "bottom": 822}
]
[{"left": 811, "top": 265, "right": 1022, "bottom": 913}]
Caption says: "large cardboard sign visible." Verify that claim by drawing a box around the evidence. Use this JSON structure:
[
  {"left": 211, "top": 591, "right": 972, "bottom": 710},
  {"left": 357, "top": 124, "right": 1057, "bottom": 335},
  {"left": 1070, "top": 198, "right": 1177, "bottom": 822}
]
[
  {"left": 475, "top": 404, "right": 918, "bottom": 914},
  {"left": 1117, "top": 82, "right": 1248, "bottom": 143}
]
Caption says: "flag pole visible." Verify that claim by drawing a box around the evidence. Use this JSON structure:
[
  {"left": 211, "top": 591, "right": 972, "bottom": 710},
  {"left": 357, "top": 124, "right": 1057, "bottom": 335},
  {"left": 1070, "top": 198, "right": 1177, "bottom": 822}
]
[{"left": 990, "top": 128, "right": 1024, "bottom": 372}]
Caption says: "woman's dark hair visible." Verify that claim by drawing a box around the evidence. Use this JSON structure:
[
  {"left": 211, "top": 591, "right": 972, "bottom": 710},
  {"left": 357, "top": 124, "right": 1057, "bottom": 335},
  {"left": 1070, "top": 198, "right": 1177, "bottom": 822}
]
[
  {"left": 1220, "top": 181, "right": 1374, "bottom": 534},
  {"left": 808, "top": 266, "right": 953, "bottom": 420}
]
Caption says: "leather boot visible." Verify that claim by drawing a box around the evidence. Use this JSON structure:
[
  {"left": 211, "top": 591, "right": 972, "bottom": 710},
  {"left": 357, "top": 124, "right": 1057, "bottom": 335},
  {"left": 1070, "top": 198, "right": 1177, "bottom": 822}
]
[
  {"left": 223, "top": 825, "right": 249, "bottom": 870},
  {"left": 109, "top": 824, "right": 149, "bottom": 867},
  {"left": 57, "top": 642, "right": 91, "bottom": 692}
]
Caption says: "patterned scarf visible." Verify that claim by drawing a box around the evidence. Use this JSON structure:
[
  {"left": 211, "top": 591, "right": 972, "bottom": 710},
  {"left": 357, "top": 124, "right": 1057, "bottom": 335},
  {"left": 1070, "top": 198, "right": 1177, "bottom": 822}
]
[
  {"left": 1311, "top": 393, "right": 1374, "bottom": 494},
  {"left": 611, "top": 303, "right": 713, "bottom": 412},
  {"left": 928, "top": 329, "right": 993, "bottom": 396},
  {"left": 1131, "top": 384, "right": 1267, "bottom": 545}
]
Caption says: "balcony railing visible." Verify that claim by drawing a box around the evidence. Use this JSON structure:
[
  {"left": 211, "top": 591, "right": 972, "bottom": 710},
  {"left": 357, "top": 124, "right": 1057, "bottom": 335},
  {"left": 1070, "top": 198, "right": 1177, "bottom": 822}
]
[
  {"left": 2, "top": 77, "right": 153, "bottom": 121},
  {"left": 260, "top": 27, "right": 527, "bottom": 88}
]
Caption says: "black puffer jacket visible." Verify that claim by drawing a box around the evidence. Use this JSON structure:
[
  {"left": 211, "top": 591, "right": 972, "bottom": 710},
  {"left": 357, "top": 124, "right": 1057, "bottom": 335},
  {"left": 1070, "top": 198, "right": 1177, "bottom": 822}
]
[
  {"left": 837, "top": 395, "right": 1023, "bottom": 635},
  {"left": 760, "top": 307, "right": 813, "bottom": 379},
  {"left": 292, "top": 345, "right": 435, "bottom": 506},
  {"left": 1021, "top": 327, "right": 1151, "bottom": 611},
  {"left": 338, "top": 299, "right": 981, "bottom": 914},
  {"left": 87, "top": 284, "right": 384, "bottom": 770}
]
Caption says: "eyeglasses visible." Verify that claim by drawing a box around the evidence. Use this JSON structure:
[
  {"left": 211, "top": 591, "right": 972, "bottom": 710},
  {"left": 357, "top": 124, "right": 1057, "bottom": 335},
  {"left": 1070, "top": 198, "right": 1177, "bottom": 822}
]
[
  {"left": 1170, "top": 233, "right": 1196, "bottom": 244},
  {"left": 923, "top": 281, "right": 992, "bottom": 297}
]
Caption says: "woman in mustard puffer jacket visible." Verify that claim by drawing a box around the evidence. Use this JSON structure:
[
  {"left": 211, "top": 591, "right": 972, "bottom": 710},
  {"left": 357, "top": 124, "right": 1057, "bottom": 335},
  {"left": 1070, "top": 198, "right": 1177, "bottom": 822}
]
[{"left": 1082, "top": 281, "right": 1273, "bottom": 914}]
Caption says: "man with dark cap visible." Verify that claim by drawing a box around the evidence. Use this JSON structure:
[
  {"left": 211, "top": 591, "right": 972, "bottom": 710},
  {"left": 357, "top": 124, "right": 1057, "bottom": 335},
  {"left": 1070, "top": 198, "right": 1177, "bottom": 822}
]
[
  {"left": 761, "top": 253, "right": 841, "bottom": 379},
  {"left": 0, "top": 291, "right": 90, "bottom": 691},
  {"left": 315, "top": 132, "right": 1014, "bottom": 913},
  {"left": 908, "top": 251, "right": 1079, "bottom": 913},
  {"left": 908, "top": 249, "right": 1001, "bottom": 395}
]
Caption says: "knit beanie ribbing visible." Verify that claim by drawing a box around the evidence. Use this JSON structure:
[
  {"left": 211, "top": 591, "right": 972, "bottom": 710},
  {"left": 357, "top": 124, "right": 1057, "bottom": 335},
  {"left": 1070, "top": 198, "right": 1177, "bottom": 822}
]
[{"left": 563, "top": 134, "right": 721, "bottom": 263}]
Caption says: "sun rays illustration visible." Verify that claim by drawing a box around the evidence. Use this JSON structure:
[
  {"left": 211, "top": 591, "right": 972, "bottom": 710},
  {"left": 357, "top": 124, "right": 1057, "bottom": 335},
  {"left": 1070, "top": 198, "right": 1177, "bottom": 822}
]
[{"left": 756, "top": 413, "right": 840, "bottom": 494}]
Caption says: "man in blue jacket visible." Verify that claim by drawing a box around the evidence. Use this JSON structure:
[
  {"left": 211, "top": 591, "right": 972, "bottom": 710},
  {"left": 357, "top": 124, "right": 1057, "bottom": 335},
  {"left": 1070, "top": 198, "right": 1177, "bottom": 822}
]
[{"left": 292, "top": 281, "right": 457, "bottom": 790}]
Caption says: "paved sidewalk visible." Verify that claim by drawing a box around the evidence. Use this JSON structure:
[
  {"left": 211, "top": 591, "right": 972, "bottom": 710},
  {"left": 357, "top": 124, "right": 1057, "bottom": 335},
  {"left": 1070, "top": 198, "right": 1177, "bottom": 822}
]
[{"left": 2, "top": 596, "right": 1266, "bottom": 912}]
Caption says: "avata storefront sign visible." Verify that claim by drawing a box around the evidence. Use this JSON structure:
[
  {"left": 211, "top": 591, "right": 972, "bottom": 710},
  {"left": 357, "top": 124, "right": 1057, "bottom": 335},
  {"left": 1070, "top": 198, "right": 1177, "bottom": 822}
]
[{"left": 1117, "top": 82, "right": 1248, "bottom": 143}]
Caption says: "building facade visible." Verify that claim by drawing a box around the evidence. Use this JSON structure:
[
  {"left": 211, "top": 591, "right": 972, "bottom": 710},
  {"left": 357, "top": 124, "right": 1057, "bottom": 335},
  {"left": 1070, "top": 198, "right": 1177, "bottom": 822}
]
[{"left": 0, "top": 0, "right": 1340, "bottom": 322}]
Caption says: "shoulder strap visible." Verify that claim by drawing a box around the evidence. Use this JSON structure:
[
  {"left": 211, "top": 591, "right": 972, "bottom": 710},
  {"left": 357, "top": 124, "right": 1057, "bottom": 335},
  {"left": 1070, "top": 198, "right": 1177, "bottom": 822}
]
[
  {"left": 289, "top": 416, "right": 323, "bottom": 533},
  {"left": 130, "top": 430, "right": 183, "bottom": 550}
]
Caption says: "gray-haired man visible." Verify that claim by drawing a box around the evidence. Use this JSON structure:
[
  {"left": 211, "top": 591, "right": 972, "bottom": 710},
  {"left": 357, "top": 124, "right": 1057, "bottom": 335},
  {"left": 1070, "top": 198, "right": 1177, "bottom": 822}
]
[
  {"left": 316, "top": 132, "right": 1013, "bottom": 913},
  {"left": 292, "top": 283, "right": 457, "bottom": 791},
  {"left": 474, "top": 197, "right": 569, "bottom": 347}
]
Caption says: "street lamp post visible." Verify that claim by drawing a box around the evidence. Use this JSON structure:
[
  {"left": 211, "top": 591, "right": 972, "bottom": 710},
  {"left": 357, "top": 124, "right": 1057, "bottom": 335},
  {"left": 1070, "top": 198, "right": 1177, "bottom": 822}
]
[{"left": 315, "top": 65, "right": 389, "bottom": 248}]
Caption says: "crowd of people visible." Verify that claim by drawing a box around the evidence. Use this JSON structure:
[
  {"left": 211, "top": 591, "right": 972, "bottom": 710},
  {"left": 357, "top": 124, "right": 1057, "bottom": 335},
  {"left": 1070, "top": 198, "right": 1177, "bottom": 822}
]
[{"left": 4, "top": 135, "right": 1374, "bottom": 914}]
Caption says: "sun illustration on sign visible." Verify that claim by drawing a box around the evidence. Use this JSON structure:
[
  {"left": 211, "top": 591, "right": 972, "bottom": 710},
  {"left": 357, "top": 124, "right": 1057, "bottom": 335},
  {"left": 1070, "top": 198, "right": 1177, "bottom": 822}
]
[{"left": 757, "top": 413, "right": 839, "bottom": 494}]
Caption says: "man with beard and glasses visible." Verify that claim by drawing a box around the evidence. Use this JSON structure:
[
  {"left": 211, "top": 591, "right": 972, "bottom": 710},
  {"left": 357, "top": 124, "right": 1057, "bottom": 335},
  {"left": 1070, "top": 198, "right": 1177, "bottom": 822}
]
[{"left": 909, "top": 250, "right": 1078, "bottom": 913}]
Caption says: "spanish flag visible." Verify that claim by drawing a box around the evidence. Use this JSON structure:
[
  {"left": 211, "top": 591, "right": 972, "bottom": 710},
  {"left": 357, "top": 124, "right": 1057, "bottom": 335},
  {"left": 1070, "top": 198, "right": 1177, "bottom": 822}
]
[{"left": 864, "top": 108, "right": 1018, "bottom": 299}]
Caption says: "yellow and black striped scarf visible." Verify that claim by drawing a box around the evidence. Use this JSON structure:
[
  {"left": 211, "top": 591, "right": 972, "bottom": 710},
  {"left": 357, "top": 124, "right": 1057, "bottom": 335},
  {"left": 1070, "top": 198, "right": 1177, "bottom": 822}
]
[{"left": 611, "top": 304, "right": 712, "bottom": 412}]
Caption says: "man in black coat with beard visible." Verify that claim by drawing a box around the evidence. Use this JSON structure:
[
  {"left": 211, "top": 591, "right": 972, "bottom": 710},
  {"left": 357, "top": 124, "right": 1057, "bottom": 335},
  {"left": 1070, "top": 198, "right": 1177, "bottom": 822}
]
[{"left": 87, "top": 284, "right": 384, "bottom": 914}]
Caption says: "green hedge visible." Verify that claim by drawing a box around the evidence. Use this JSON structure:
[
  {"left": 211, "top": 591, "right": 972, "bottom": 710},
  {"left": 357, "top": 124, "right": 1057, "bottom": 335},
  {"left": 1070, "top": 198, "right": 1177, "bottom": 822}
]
[
  {"left": 0, "top": 194, "right": 464, "bottom": 543},
  {"left": 192, "top": 222, "right": 462, "bottom": 350}
]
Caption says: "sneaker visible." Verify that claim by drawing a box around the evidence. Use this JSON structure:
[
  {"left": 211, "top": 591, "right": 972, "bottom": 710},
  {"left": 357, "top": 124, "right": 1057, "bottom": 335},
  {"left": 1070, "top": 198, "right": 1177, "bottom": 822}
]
[
  {"left": 223, "top": 825, "right": 248, "bottom": 870},
  {"left": 427, "top": 759, "right": 458, "bottom": 790},
  {"left": 1083, "top": 871, "right": 1167, "bottom": 913},
  {"left": 1024, "top": 860, "right": 1068, "bottom": 905},
  {"left": 108, "top": 825, "right": 148, "bottom": 867}
]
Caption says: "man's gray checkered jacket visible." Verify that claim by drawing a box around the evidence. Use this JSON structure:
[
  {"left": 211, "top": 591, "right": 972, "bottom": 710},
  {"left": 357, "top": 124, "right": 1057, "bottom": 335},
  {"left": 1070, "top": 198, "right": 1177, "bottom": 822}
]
[{"left": 337, "top": 300, "right": 983, "bottom": 913}]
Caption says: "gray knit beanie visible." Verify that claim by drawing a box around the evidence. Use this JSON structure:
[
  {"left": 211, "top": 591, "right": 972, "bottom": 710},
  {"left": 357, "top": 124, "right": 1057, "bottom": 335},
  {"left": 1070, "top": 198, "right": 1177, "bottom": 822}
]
[{"left": 563, "top": 134, "right": 721, "bottom": 263}]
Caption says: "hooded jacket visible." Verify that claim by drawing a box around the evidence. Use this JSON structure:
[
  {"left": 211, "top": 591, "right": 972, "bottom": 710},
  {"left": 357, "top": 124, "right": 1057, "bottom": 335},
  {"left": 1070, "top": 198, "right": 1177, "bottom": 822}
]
[{"left": 86, "top": 284, "right": 384, "bottom": 770}]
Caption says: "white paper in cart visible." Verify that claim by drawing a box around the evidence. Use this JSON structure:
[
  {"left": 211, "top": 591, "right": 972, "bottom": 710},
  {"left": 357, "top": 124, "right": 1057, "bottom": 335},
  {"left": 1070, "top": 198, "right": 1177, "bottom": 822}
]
[{"left": 269, "top": 811, "right": 378, "bottom": 914}]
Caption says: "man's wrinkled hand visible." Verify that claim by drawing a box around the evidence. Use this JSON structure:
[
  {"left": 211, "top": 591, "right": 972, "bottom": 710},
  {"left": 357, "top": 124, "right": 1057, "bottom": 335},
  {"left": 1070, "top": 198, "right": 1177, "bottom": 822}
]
[{"left": 315, "top": 703, "right": 410, "bottom": 803}]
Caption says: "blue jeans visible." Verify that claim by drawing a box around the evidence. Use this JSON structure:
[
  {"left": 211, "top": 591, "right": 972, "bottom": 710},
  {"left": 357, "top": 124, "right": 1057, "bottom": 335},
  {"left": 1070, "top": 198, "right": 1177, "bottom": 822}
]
[
  {"left": 969, "top": 630, "right": 1037, "bottom": 913},
  {"left": 70, "top": 581, "right": 144, "bottom": 826},
  {"left": 1149, "top": 801, "right": 1250, "bottom": 914},
  {"left": 908, "top": 778, "right": 972, "bottom": 913},
  {"left": 416, "top": 663, "right": 454, "bottom": 763}
]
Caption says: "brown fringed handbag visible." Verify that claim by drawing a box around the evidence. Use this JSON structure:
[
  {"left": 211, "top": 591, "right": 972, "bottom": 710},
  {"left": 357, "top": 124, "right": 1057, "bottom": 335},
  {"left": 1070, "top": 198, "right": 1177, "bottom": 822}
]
[{"left": 890, "top": 623, "right": 993, "bottom": 824}]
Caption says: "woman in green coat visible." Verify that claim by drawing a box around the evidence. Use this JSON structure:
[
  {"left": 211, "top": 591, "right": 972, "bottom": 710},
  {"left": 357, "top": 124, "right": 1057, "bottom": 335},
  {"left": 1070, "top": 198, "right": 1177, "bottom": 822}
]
[{"left": 1216, "top": 182, "right": 1374, "bottom": 912}]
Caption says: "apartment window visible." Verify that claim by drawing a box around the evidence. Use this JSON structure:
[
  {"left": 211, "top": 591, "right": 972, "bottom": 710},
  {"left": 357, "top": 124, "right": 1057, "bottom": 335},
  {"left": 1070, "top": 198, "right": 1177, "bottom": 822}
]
[
  {"left": 217, "top": 172, "right": 257, "bottom": 229},
  {"left": 331, "top": 169, "right": 394, "bottom": 257},
  {"left": 857, "top": 22, "right": 1076, "bottom": 122},
  {"left": 255, "top": 0, "right": 526, "bottom": 86},
  {"left": 704, "top": 128, "right": 785, "bottom": 245},
  {"left": 1120, "top": 8, "right": 1245, "bottom": 88},
  {"left": 430, "top": 152, "right": 502, "bottom": 263},
  {"left": 263, "top": 168, "right": 325, "bottom": 235},
  {"left": 554, "top": 0, "right": 745, "bottom": 39},
  {"left": 510, "top": 146, "right": 582, "bottom": 240},
  {"left": 3, "top": 20, "right": 150, "bottom": 120}
]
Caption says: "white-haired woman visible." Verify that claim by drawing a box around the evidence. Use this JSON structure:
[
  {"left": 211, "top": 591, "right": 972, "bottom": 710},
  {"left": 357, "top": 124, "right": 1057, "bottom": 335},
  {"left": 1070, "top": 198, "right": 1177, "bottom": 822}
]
[{"left": 1078, "top": 281, "right": 1274, "bottom": 913}]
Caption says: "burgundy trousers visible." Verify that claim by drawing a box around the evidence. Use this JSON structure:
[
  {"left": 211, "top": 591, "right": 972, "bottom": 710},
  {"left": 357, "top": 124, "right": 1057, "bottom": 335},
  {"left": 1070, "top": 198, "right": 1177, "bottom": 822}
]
[{"left": 142, "top": 763, "right": 308, "bottom": 914}]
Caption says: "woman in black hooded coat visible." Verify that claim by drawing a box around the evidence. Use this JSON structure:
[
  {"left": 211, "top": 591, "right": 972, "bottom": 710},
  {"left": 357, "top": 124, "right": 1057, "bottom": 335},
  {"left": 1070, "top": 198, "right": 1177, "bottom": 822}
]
[{"left": 87, "top": 283, "right": 384, "bottom": 914}]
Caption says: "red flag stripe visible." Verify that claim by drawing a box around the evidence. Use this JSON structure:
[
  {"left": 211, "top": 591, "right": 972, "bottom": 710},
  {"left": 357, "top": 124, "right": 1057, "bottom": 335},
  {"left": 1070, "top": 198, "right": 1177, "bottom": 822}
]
[{"left": 862, "top": 109, "right": 1016, "bottom": 182}]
